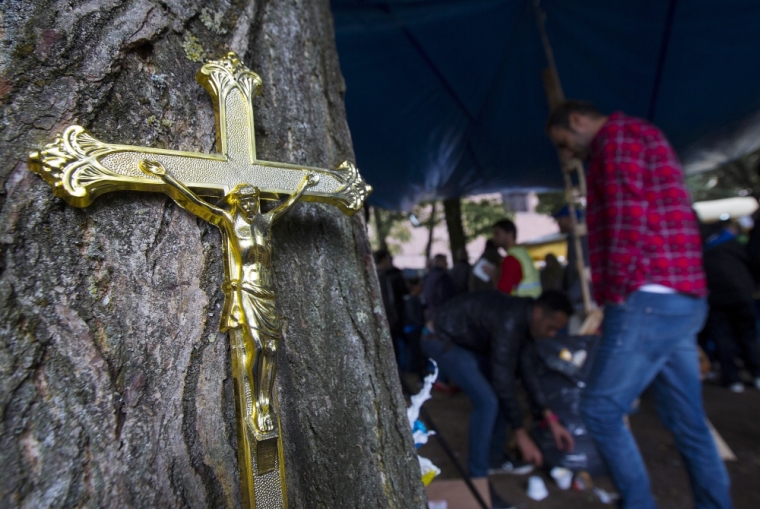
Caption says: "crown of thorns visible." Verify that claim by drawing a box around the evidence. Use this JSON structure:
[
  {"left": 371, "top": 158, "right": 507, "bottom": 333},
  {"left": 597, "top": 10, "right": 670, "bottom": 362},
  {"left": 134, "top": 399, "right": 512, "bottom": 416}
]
[{"left": 234, "top": 185, "right": 260, "bottom": 196}]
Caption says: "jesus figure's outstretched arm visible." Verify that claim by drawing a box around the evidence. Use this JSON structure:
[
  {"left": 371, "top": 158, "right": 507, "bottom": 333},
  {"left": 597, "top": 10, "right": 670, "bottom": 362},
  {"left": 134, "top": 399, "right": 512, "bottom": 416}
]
[
  {"left": 138, "top": 160, "right": 226, "bottom": 225},
  {"left": 269, "top": 173, "right": 320, "bottom": 223}
]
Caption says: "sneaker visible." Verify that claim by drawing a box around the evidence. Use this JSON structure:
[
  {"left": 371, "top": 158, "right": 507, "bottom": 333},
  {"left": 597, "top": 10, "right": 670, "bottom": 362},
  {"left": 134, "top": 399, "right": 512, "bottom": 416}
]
[
  {"left": 487, "top": 459, "right": 534, "bottom": 476},
  {"left": 489, "top": 484, "right": 516, "bottom": 509},
  {"left": 729, "top": 382, "right": 745, "bottom": 393}
]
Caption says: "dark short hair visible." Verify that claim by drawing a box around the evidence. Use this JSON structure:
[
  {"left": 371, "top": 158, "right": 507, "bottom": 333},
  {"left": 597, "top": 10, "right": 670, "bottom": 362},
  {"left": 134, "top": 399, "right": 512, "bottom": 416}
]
[
  {"left": 535, "top": 290, "right": 574, "bottom": 316},
  {"left": 493, "top": 219, "right": 516, "bottom": 236},
  {"left": 374, "top": 249, "right": 391, "bottom": 265},
  {"left": 546, "top": 100, "right": 603, "bottom": 132}
]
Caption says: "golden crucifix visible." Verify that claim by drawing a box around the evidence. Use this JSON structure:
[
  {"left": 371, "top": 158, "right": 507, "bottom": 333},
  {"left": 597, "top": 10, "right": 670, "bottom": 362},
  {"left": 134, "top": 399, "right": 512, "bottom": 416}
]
[{"left": 28, "top": 53, "right": 371, "bottom": 509}]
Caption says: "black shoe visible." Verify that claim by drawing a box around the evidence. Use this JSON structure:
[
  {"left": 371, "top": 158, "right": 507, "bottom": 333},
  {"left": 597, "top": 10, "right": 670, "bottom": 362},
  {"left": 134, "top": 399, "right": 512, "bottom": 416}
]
[{"left": 489, "top": 484, "right": 516, "bottom": 509}]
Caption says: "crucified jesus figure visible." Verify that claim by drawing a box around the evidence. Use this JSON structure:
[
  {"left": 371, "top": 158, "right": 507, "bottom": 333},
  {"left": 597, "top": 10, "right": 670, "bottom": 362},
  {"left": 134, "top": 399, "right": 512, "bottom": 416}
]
[{"left": 139, "top": 159, "right": 319, "bottom": 436}]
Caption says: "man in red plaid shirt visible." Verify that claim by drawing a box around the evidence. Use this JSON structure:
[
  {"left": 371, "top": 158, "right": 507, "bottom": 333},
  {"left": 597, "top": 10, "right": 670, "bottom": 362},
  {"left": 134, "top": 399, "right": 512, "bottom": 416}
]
[{"left": 547, "top": 101, "right": 731, "bottom": 509}]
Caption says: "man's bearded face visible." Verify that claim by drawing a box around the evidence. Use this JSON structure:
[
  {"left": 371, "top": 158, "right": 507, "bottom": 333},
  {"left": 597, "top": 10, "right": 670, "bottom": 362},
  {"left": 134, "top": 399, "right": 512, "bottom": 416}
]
[{"left": 549, "top": 126, "right": 590, "bottom": 161}]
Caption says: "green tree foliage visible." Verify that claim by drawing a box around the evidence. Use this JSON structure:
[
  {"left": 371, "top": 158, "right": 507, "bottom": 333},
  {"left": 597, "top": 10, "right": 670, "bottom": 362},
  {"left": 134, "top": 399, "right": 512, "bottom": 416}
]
[
  {"left": 461, "top": 196, "right": 512, "bottom": 242},
  {"left": 371, "top": 207, "right": 410, "bottom": 254},
  {"left": 687, "top": 151, "right": 760, "bottom": 202},
  {"left": 371, "top": 201, "right": 444, "bottom": 257},
  {"left": 535, "top": 191, "right": 567, "bottom": 216}
]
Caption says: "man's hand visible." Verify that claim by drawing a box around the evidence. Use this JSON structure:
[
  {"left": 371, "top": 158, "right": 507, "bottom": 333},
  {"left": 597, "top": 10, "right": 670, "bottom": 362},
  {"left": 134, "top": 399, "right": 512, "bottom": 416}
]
[
  {"left": 549, "top": 421, "right": 575, "bottom": 452},
  {"left": 139, "top": 160, "right": 167, "bottom": 176},
  {"left": 515, "top": 428, "right": 543, "bottom": 467},
  {"left": 306, "top": 173, "right": 320, "bottom": 186}
]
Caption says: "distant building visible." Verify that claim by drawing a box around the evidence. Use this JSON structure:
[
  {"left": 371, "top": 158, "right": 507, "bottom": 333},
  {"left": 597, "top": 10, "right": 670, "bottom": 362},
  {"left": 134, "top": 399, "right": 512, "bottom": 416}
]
[{"left": 501, "top": 191, "right": 539, "bottom": 213}]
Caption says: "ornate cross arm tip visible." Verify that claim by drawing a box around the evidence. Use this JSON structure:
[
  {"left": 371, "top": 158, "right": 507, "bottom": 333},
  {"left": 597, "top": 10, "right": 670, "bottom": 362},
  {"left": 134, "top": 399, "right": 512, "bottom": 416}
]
[
  {"left": 28, "top": 126, "right": 158, "bottom": 208},
  {"left": 307, "top": 160, "right": 372, "bottom": 215},
  {"left": 197, "top": 51, "right": 263, "bottom": 106}
]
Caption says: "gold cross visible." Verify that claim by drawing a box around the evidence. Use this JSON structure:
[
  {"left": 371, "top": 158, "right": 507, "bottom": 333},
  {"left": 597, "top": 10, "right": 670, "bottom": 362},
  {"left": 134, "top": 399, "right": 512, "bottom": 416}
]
[{"left": 28, "top": 53, "right": 371, "bottom": 509}]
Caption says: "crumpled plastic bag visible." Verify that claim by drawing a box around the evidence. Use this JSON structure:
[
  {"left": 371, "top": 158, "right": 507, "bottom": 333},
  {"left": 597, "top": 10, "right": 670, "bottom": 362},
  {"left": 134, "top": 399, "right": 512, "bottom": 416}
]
[{"left": 407, "top": 362, "right": 440, "bottom": 485}]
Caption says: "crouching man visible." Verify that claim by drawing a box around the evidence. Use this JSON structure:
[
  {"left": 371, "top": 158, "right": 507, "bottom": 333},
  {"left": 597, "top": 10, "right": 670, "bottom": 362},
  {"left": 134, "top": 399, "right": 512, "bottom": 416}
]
[{"left": 422, "top": 290, "right": 575, "bottom": 506}]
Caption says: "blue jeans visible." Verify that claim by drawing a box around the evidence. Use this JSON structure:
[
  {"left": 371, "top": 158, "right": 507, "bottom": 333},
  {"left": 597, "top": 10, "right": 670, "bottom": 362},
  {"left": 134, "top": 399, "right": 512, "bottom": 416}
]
[
  {"left": 580, "top": 291, "right": 732, "bottom": 509},
  {"left": 421, "top": 336, "right": 507, "bottom": 477}
]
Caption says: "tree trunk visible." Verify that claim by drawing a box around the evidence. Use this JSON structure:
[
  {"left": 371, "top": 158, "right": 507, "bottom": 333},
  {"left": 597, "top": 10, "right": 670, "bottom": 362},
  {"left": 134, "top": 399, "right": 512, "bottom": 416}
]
[
  {"left": 443, "top": 198, "right": 466, "bottom": 261},
  {"left": 372, "top": 206, "right": 390, "bottom": 252},
  {"left": 424, "top": 202, "right": 437, "bottom": 261},
  {"left": 0, "top": 1, "right": 425, "bottom": 508}
]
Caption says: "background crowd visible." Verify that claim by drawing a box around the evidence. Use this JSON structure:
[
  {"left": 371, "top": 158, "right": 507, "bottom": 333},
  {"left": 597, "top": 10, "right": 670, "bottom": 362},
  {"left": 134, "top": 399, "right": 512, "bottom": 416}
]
[{"left": 375, "top": 101, "right": 760, "bottom": 509}]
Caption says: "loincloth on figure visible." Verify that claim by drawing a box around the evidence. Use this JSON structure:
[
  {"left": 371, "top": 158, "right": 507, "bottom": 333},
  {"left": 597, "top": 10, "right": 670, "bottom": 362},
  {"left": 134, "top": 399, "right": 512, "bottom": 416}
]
[{"left": 220, "top": 279, "right": 281, "bottom": 341}]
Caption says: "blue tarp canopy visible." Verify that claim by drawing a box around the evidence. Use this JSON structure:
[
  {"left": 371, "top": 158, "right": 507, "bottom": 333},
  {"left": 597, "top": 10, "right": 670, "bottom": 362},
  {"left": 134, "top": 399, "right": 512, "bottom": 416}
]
[{"left": 331, "top": 0, "right": 760, "bottom": 210}]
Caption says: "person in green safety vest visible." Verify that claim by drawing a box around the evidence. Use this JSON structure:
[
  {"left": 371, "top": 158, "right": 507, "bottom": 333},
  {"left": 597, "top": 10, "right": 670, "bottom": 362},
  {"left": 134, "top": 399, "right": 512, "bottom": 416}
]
[{"left": 492, "top": 219, "right": 542, "bottom": 297}]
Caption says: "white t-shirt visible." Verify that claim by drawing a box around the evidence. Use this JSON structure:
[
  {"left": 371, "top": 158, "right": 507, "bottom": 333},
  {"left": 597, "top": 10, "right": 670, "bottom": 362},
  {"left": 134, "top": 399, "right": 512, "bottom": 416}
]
[{"left": 638, "top": 284, "right": 676, "bottom": 294}]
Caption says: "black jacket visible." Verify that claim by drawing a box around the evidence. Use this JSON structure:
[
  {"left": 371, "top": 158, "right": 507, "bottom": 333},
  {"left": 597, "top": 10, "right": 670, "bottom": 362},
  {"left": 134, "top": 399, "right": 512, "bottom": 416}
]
[
  {"left": 703, "top": 237, "right": 756, "bottom": 307},
  {"left": 432, "top": 291, "right": 546, "bottom": 429},
  {"left": 423, "top": 266, "right": 457, "bottom": 315},
  {"left": 449, "top": 260, "right": 472, "bottom": 295},
  {"left": 748, "top": 221, "right": 760, "bottom": 281}
]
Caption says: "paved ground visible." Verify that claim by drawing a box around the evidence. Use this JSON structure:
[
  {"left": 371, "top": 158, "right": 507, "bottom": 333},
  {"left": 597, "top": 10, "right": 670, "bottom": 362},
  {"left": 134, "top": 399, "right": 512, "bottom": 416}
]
[{"left": 415, "top": 379, "right": 760, "bottom": 508}]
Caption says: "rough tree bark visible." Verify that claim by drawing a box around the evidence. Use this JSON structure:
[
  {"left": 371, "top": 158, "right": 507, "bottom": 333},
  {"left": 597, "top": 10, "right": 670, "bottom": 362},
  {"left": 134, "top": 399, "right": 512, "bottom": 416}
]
[
  {"left": 0, "top": 1, "right": 426, "bottom": 507},
  {"left": 442, "top": 198, "right": 466, "bottom": 261},
  {"left": 371, "top": 206, "right": 389, "bottom": 252}
]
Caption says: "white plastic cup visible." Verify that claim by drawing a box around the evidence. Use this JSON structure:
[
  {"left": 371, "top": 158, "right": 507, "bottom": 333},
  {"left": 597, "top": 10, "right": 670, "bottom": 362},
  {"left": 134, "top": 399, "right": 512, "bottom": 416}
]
[
  {"left": 527, "top": 475, "right": 549, "bottom": 501},
  {"left": 551, "top": 467, "right": 573, "bottom": 490}
]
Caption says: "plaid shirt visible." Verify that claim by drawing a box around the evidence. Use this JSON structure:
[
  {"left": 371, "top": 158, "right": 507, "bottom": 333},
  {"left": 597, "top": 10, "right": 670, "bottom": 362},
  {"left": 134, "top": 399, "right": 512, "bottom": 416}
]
[{"left": 586, "top": 112, "right": 706, "bottom": 304}]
